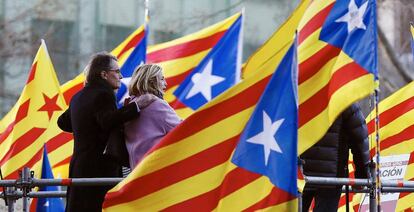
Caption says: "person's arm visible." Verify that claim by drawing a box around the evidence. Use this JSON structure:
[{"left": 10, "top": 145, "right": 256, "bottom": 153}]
[
  {"left": 95, "top": 91, "right": 140, "bottom": 131},
  {"left": 57, "top": 108, "right": 73, "bottom": 132},
  {"left": 344, "top": 104, "right": 370, "bottom": 179}
]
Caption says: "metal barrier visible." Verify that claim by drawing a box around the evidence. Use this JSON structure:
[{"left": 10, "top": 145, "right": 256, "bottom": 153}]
[{"left": 2, "top": 167, "right": 414, "bottom": 211}]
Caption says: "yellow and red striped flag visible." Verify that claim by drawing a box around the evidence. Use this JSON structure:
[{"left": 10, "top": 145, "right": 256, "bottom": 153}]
[
  {"left": 102, "top": 1, "right": 310, "bottom": 211},
  {"left": 297, "top": 0, "right": 378, "bottom": 153},
  {"left": 363, "top": 81, "right": 414, "bottom": 211},
  {"left": 0, "top": 40, "right": 67, "bottom": 180},
  {"left": 147, "top": 13, "right": 241, "bottom": 119}
]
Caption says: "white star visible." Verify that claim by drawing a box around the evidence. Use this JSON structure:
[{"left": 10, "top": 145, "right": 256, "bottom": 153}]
[
  {"left": 44, "top": 200, "right": 49, "bottom": 207},
  {"left": 247, "top": 111, "right": 284, "bottom": 166},
  {"left": 119, "top": 76, "right": 132, "bottom": 103},
  {"left": 186, "top": 59, "right": 225, "bottom": 101},
  {"left": 335, "top": 0, "right": 368, "bottom": 33}
]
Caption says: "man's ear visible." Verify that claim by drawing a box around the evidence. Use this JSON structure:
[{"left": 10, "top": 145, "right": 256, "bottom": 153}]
[{"left": 100, "top": 71, "right": 107, "bottom": 80}]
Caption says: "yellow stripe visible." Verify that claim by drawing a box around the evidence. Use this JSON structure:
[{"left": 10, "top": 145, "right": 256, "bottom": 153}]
[
  {"left": 379, "top": 139, "right": 414, "bottom": 156},
  {"left": 47, "top": 140, "right": 73, "bottom": 167},
  {"left": 369, "top": 110, "right": 414, "bottom": 143},
  {"left": 298, "top": 74, "right": 375, "bottom": 153},
  {"left": 366, "top": 81, "right": 414, "bottom": 122},
  {"left": 175, "top": 108, "right": 195, "bottom": 120},
  {"left": 159, "top": 49, "right": 210, "bottom": 78},
  {"left": 110, "top": 106, "right": 255, "bottom": 190},
  {"left": 111, "top": 25, "right": 145, "bottom": 57},
  {"left": 106, "top": 162, "right": 233, "bottom": 211},
  {"left": 214, "top": 176, "right": 274, "bottom": 211},
  {"left": 243, "top": 0, "right": 310, "bottom": 79},
  {"left": 147, "top": 13, "right": 240, "bottom": 53},
  {"left": 298, "top": 29, "right": 325, "bottom": 63},
  {"left": 52, "top": 163, "right": 70, "bottom": 179},
  {"left": 298, "top": 0, "right": 335, "bottom": 30},
  {"left": 60, "top": 73, "right": 85, "bottom": 93}
]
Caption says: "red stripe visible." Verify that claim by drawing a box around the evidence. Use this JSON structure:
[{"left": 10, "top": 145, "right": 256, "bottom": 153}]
[
  {"left": 163, "top": 168, "right": 261, "bottom": 211},
  {"left": 63, "top": 82, "right": 84, "bottom": 104},
  {"left": 4, "top": 147, "right": 43, "bottom": 179},
  {"left": 367, "top": 96, "right": 414, "bottom": 134},
  {"left": 369, "top": 124, "right": 414, "bottom": 156},
  {"left": 398, "top": 180, "right": 404, "bottom": 187},
  {"left": 298, "top": 3, "right": 334, "bottom": 44},
  {"left": 168, "top": 98, "right": 187, "bottom": 110},
  {"left": 404, "top": 208, "right": 413, "bottom": 212},
  {"left": 26, "top": 62, "right": 38, "bottom": 84},
  {"left": 165, "top": 68, "right": 194, "bottom": 87},
  {"left": 116, "top": 30, "right": 145, "bottom": 59},
  {"left": 46, "top": 132, "right": 73, "bottom": 153},
  {"left": 53, "top": 156, "right": 72, "bottom": 168},
  {"left": 147, "top": 31, "right": 226, "bottom": 63},
  {"left": 104, "top": 135, "right": 240, "bottom": 208},
  {"left": 298, "top": 62, "right": 369, "bottom": 127},
  {"left": 16, "top": 99, "right": 31, "bottom": 123},
  {"left": 0, "top": 128, "right": 46, "bottom": 166},
  {"left": 298, "top": 44, "right": 341, "bottom": 84},
  {"left": 0, "top": 122, "right": 15, "bottom": 146},
  {"left": 243, "top": 187, "right": 296, "bottom": 211},
  {"left": 152, "top": 74, "right": 271, "bottom": 151}
]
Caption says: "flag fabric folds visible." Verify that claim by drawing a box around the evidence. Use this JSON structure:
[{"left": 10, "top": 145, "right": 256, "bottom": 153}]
[
  {"left": 297, "top": 0, "right": 378, "bottom": 153},
  {"left": 30, "top": 145, "right": 65, "bottom": 212},
  {"left": 147, "top": 13, "right": 241, "bottom": 118},
  {"left": 232, "top": 40, "right": 298, "bottom": 196},
  {"left": 173, "top": 14, "right": 242, "bottom": 110},
  {"left": 0, "top": 40, "right": 67, "bottom": 180},
  {"left": 364, "top": 81, "right": 414, "bottom": 211},
  {"left": 103, "top": 42, "right": 298, "bottom": 212}
]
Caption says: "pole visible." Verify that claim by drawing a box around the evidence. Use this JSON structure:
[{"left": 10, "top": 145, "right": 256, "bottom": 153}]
[
  {"left": 374, "top": 87, "right": 381, "bottom": 212},
  {"left": 369, "top": 161, "right": 377, "bottom": 212},
  {"left": 345, "top": 166, "right": 349, "bottom": 212},
  {"left": 21, "top": 167, "right": 31, "bottom": 212},
  {"left": 6, "top": 187, "right": 15, "bottom": 212}
]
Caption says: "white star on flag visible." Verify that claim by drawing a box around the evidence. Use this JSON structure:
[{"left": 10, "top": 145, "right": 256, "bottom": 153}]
[
  {"left": 247, "top": 111, "right": 284, "bottom": 166},
  {"left": 186, "top": 59, "right": 225, "bottom": 101},
  {"left": 44, "top": 200, "right": 50, "bottom": 207},
  {"left": 335, "top": 0, "right": 368, "bottom": 33}
]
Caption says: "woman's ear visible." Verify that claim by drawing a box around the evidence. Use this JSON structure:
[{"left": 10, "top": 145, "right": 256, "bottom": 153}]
[{"left": 100, "top": 71, "right": 107, "bottom": 80}]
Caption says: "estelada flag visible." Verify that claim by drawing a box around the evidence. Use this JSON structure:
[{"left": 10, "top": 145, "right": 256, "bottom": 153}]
[{"left": 0, "top": 40, "right": 66, "bottom": 180}]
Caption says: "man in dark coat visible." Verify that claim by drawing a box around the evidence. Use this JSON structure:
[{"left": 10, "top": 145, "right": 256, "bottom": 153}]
[
  {"left": 300, "top": 103, "right": 370, "bottom": 212},
  {"left": 58, "top": 52, "right": 152, "bottom": 212}
]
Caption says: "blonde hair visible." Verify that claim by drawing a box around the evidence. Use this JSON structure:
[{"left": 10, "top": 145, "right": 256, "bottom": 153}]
[{"left": 129, "top": 64, "right": 164, "bottom": 97}]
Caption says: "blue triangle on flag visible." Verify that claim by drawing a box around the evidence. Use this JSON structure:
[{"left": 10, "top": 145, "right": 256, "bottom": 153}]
[
  {"left": 173, "top": 15, "right": 242, "bottom": 110},
  {"left": 116, "top": 28, "right": 147, "bottom": 107},
  {"left": 34, "top": 145, "right": 65, "bottom": 212},
  {"left": 232, "top": 40, "right": 298, "bottom": 196}
]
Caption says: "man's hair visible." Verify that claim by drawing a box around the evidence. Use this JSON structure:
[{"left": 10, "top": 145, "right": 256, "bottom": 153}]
[
  {"left": 86, "top": 52, "right": 118, "bottom": 84},
  {"left": 129, "top": 64, "right": 163, "bottom": 97}
]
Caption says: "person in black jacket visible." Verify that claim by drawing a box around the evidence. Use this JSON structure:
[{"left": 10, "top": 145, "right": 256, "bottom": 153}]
[
  {"left": 300, "top": 103, "right": 370, "bottom": 212},
  {"left": 58, "top": 52, "right": 153, "bottom": 212}
]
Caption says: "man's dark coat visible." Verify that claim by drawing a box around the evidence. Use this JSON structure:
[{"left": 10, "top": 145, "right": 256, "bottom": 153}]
[{"left": 58, "top": 79, "right": 139, "bottom": 212}]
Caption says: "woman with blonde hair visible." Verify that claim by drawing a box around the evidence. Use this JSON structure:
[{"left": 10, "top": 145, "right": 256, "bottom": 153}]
[{"left": 125, "top": 64, "right": 181, "bottom": 168}]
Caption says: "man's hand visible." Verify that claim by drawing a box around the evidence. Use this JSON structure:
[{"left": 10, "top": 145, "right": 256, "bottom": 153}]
[{"left": 135, "top": 94, "right": 156, "bottom": 109}]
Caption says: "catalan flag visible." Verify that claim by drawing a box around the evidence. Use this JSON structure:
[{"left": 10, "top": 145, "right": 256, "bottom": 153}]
[
  {"left": 103, "top": 41, "right": 298, "bottom": 212},
  {"left": 364, "top": 81, "right": 414, "bottom": 211},
  {"left": 147, "top": 13, "right": 241, "bottom": 119},
  {"left": 297, "top": 0, "right": 378, "bottom": 153},
  {"left": 174, "top": 14, "right": 243, "bottom": 110},
  {"left": 102, "top": 1, "right": 311, "bottom": 210},
  {"left": 0, "top": 40, "right": 67, "bottom": 180}
]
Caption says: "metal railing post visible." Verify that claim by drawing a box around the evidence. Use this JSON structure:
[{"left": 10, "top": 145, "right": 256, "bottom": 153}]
[
  {"left": 6, "top": 187, "right": 15, "bottom": 212},
  {"left": 21, "top": 167, "right": 31, "bottom": 212},
  {"left": 369, "top": 161, "right": 377, "bottom": 212}
]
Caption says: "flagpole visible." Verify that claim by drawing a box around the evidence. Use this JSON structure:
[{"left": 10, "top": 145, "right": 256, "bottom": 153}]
[
  {"left": 144, "top": 0, "right": 149, "bottom": 23},
  {"left": 374, "top": 86, "right": 381, "bottom": 212}
]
